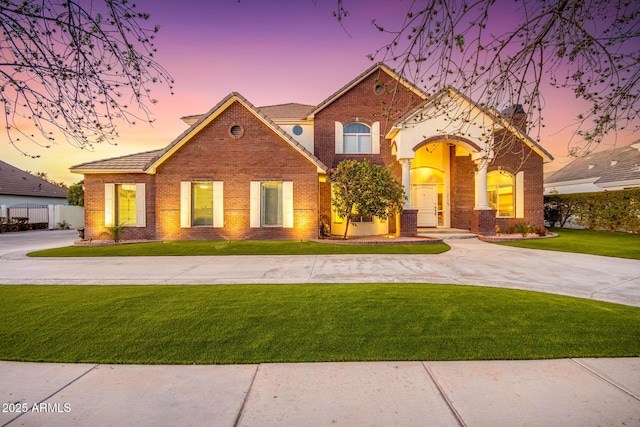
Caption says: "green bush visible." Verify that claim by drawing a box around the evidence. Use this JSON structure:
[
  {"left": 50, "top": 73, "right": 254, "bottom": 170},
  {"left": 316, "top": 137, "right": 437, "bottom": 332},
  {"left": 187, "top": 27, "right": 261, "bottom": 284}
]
[
  {"left": 544, "top": 189, "right": 640, "bottom": 232},
  {"left": 506, "top": 222, "right": 532, "bottom": 237}
]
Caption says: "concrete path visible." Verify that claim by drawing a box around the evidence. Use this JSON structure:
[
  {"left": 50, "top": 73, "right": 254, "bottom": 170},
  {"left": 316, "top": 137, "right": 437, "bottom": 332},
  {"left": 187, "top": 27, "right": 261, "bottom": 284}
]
[
  {"left": 0, "top": 230, "right": 639, "bottom": 426},
  {"left": 1, "top": 229, "right": 639, "bottom": 307}
]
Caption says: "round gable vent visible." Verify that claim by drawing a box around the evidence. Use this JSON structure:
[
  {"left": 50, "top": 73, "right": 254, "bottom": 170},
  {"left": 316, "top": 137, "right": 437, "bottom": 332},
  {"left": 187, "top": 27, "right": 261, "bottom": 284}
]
[{"left": 229, "top": 125, "right": 244, "bottom": 138}]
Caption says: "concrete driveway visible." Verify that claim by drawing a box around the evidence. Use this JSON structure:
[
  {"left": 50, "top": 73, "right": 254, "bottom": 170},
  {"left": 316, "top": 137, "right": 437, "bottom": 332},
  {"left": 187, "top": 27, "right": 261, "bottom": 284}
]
[
  {"left": 1, "top": 230, "right": 639, "bottom": 426},
  {"left": 0, "top": 229, "right": 639, "bottom": 307}
]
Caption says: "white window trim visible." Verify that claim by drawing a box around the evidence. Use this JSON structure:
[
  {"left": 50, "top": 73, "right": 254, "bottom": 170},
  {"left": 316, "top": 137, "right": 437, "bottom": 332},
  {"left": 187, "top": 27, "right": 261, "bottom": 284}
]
[
  {"left": 371, "top": 121, "right": 380, "bottom": 154},
  {"left": 515, "top": 171, "right": 524, "bottom": 219},
  {"left": 104, "top": 183, "right": 115, "bottom": 227},
  {"left": 181, "top": 181, "right": 224, "bottom": 228},
  {"left": 335, "top": 122, "right": 344, "bottom": 154},
  {"left": 135, "top": 183, "right": 146, "bottom": 227},
  {"left": 180, "top": 182, "right": 191, "bottom": 228}
]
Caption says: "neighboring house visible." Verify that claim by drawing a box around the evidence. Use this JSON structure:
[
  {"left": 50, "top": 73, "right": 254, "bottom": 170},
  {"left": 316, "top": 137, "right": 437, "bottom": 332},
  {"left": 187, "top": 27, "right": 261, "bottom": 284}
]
[
  {"left": 0, "top": 160, "right": 68, "bottom": 222},
  {"left": 545, "top": 142, "right": 640, "bottom": 194},
  {"left": 71, "top": 63, "right": 553, "bottom": 241}
]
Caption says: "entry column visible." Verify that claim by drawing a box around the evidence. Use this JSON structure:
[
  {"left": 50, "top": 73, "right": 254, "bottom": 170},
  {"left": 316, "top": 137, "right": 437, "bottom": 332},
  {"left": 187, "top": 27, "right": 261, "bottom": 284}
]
[
  {"left": 399, "top": 158, "right": 413, "bottom": 208},
  {"left": 472, "top": 153, "right": 492, "bottom": 210}
]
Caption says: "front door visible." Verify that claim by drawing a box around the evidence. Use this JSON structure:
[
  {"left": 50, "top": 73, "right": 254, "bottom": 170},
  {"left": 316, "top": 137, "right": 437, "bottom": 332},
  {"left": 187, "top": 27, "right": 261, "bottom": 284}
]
[{"left": 413, "top": 184, "right": 438, "bottom": 227}]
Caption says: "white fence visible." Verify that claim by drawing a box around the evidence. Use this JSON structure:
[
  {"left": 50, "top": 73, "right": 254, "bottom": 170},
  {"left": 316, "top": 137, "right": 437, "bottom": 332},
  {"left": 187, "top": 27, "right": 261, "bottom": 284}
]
[{"left": 48, "top": 205, "right": 84, "bottom": 229}]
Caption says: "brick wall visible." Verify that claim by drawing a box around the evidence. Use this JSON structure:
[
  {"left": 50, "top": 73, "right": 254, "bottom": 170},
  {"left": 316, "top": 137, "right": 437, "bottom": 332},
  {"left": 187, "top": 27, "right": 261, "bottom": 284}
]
[
  {"left": 154, "top": 100, "right": 319, "bottom": 241},
  {"left": 83, "top": 173, "right": 156, "bottom": 241},
  {"left": 314, "top": 69, "right": 424, "bottom": 234},
  {"left": 450, "top": 150, "right": 475, "bottom": 230}
]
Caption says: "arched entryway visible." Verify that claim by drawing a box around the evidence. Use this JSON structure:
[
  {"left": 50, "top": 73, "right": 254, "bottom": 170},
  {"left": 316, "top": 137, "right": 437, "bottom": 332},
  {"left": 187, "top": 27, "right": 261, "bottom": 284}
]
[{"left": 410, "top": 141, "right": 448, "bottom": 227}]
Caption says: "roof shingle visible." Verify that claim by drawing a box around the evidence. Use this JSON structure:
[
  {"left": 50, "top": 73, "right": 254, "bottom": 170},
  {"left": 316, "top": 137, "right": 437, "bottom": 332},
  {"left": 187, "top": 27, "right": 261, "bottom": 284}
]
[
  {"left": 546, "top": 142, "right": 640, "bottom": 184},
  {"left": 70, "top": 149, "right": 163, "bottom": 172},
  {"left": 0, "top": 160, "right": 67, "bottom": 198}
]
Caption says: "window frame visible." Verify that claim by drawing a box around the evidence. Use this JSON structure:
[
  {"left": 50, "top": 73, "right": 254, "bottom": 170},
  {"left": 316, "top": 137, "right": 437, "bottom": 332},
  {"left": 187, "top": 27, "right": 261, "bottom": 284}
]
[
  {"left": 105, "top": 183, "right": 145, "bottom": 227},
  {"left": 250, "top": 181, "right": 294, "bottom": 229},
  {"left": 487, "top": 171, "right": 515, "bottom": 218},
  {"left": 260, "top": 181, "right": 284, "bottom": 227},
  {"left": 343, "top": 123, "right": 372, "bottom": 154},
  {"left": 180, "top": 181, "right": 224, "bottom": 228}
]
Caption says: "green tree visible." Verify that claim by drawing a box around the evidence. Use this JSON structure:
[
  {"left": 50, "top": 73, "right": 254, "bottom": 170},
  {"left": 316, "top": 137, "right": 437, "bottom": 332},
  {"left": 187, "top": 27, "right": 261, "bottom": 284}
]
[
  {"left": 25, "top": 170, "right": 67, "bottom": 189},
  {"left": 0, "top": 0, "right": 173, "bottom": 156},
  {"left": 67, "top": 181, "right": 84, "bottom": 207},
  {"left": 335, "top": 0, "right": 639, "bottom": 155},
  {"left": 331, "top": 159, "right": 406, "bottom": 239}
]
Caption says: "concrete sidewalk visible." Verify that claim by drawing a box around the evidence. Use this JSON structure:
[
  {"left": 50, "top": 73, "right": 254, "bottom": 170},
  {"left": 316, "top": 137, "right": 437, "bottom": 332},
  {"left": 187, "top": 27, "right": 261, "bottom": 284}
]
[
  {"left": 1, "top": 230, "right": 639, "bottom": 425},
  {"left": 1, "top": 359, "right": 639, "bottom": 426}
]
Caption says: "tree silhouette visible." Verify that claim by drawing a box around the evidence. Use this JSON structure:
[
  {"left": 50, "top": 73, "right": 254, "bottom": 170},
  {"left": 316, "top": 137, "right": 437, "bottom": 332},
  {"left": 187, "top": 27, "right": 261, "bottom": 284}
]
[
  {"left": 0, "top": 0, "right": 173, "bottom": 156},
  {"left": 335, "top": 0, "right": 639, "bottom": 156}
]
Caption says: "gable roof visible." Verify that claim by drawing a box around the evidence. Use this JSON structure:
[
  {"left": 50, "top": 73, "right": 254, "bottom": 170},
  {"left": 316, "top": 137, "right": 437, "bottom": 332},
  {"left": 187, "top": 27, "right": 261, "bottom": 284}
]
[
  {"left": 0, "top": 159, "right": 67, "bottom": 198},
  {"left": 308, "top": 62, "right": 428, "bottom": 117},
  {"left": 72, "top": 93, "right": 328, "bottom": 175},
  {"left": 546, "top": 142, "right": 640, "bottom": 185},
  {"left": 387, "top": 86, "right": 554, "bottom": 163}
]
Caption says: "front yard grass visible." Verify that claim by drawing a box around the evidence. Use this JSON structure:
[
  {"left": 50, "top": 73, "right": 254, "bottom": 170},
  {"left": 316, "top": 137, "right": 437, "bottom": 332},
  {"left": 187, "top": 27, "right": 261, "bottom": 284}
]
[
  {"left": 1, "top": 284, "right": 638, "bottom": 365},
  {"left": 496, "top": 228, "right": 640, "bottom": 260},
  {"left": 28, "top": 239, "right": 450, "bottom": 257}
]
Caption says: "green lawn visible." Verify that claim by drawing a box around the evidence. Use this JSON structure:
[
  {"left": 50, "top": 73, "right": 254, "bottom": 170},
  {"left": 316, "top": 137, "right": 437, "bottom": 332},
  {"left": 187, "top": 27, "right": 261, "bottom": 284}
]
[
  {"left": 496, "top": 228, "right": 640, "bottom": 260},
  {"left": 1, "top": 284, "right": 638, "bottom": 365},
  {"left": 28, "top": 239, "right": 450, "bottom": 257}
]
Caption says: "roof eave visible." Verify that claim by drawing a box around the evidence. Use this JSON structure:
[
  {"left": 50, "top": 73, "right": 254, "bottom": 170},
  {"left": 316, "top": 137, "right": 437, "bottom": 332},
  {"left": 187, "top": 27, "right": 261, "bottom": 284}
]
[{"left": 70, "top": 168, "right": 150, "bottom": 175}]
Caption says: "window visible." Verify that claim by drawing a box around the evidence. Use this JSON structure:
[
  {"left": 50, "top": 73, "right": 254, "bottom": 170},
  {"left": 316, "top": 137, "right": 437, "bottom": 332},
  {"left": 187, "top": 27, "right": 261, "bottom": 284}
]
[
  {"left": 343, "top": 123, "right": 371, "bottom": 154},
  {"left": 250, "top": 181, "right": 293, "bottom": 228},
  {"left": 488, "top": 171, "right": 515, "bottom": 217},
  {"left": 292, "top": 125, "right": 303, "bottom": 136},
  {"left": 104, "top": 183, "right": 145, "bottom": 227},
  {"left": 180, "top": 181, "right": 224, "bottom": 228},
  {"left": 118, "top": 184, "right": 137, "bottom": 225},
  {"left": 192, "top": 182, "right": 214, "bottom": 226},
  {"left": 261, "top": 182, "right": 283, "bottom": 226}
]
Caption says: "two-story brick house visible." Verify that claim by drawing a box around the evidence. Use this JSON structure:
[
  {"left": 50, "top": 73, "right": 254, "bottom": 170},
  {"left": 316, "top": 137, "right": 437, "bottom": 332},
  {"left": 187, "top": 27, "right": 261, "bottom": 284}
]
[{"left": 71, "top": 63, "right": 553, "bottom": 241}]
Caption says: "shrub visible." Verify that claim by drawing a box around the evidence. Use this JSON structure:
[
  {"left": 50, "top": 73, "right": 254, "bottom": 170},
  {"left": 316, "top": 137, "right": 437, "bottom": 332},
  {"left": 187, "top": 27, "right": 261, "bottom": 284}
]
[
  {"left": 532, "top": 225, "right": 548, "bottom": 236},
  {"left": 506, "top": 222, "right": 532, "bottom": 237},
  {"left": 544, "top": 189, "right": 640, "bottom": 232},
  {"left": 57, "top": 220, "right": 71, "bottom": 230},
  {"left": 0, "top": 217, "right": 29, "bottom": 232},
  {"left": 101, "top": 223, "right": 125, "bottom": 242}
]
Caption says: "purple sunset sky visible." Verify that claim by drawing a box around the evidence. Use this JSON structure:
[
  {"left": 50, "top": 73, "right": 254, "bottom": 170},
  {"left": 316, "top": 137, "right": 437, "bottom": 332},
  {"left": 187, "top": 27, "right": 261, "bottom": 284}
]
[{"left": 3, "top": 0, "right": 638, "bottom": 184}]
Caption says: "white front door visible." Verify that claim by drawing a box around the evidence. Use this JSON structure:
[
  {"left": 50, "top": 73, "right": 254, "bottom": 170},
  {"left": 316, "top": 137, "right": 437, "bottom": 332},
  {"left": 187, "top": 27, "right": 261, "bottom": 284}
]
[{"left": 413, "top": 184, "right": 438, "bottom": 227}]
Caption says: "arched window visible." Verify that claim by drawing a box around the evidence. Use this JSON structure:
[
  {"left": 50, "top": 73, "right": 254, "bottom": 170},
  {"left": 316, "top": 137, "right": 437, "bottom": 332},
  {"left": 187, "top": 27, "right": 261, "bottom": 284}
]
[
  {"left": 343, "top": 123, "right": 371, "bottom": 153},
  {"left": 488, "top": 171, "right": 515, "bottom": 217}
]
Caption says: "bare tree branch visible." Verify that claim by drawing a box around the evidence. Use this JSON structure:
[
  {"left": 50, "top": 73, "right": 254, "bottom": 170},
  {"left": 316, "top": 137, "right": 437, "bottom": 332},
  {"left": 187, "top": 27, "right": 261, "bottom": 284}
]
[
  {"left": 339, "top": 0, "right": 639, "bottom": 157},
  {"left": 0, "top": 0, "right": 173, "bottom": 157}
]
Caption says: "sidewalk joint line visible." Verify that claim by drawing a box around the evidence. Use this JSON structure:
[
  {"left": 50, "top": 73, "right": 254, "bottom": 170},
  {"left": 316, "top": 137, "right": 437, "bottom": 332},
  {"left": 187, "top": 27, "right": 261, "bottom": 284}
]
[
  {"left": 307, "top": 256, "right": 318, "bottom": 283},
  {"left": 421, "top": 362, "right": 466, "bottom": 427},
  {"left": 2, "top": 364, "right": 99, "bottom": 427},
  {"left": 233, "top": 364, "right": 260, "bottom": 427},
  {"left": 571, "top": 359, "right": 640, "bottom": 402}
]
